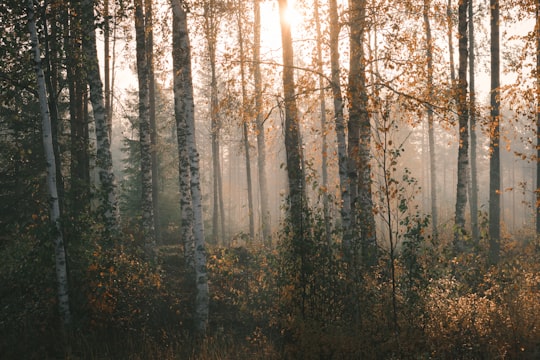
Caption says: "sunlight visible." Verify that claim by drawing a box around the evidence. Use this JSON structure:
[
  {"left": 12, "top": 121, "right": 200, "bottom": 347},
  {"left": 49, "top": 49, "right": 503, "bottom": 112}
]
[{"left": 282, "top": 0, "right": 301, "bottom": 28}]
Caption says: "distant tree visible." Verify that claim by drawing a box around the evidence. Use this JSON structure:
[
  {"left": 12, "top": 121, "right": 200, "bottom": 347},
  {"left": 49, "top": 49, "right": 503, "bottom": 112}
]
[
  {"left": 314, "top": 0, "right": 332, "bottom": 245},
  {"left": 236, "top": 0, "right": 255, "bottom": 241},
  {"left": 253, "top": 0, "right": 272, "bottom": 246},
  {"left": 423, "top": 0, "right": 438, "bottom": 240}
]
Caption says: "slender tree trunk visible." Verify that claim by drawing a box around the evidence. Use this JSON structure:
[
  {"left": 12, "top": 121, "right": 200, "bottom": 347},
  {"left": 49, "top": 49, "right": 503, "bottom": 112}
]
[
  {"left": 253, "top": 0, "right": 272, "bottom": 245},
  {"left": 203, "top": 0, "right": 224, "bottom": 244},
  {"left": 314, "top": 0, "right": 332, "bottom": 245},
  {"left": 81, "top": 0, "right": 119, "bottom": 239},
  {"left": 236, "top": 1, "right": 255, "bottom": 241},
  {"left": 454, "top": 0, "right": 469, "bottom": 250},
  {"left": 145, "top": 0, "right": 161, "bottom": 243},
  {"left": 134, "top": 0, "right": 155, "bottom": 255},
  {"left": 43, "top": 2, "right": 65, "bottom": 217},
  {"left": 329, "top": 0, "right": 350, "bottom": 253},
  {"left": 468, "top": 0, "right": 479, "bottom": 244},
  {"left": 349, "top": 0, "right": 377, "bottom": 266},
  {"left": 27, "top": 0, "right": 71, "bottom": 326},
  {"left": 488, "top": 0, "right": 500, "bottom": 264},
  {"left": 536, "top": 0, "right": 540, "bottom": 236},
  {"left": 172, "top": 0, "right": 209, "bottom": 334},
  {"left": 104, "top": 0, "right": 112, "bottom": 141},
  {"left": 447, "top": 0, "right": 456, "bottom": 84},
  {"left": 423, "top": 0, "right": 438, "bottom": 240}
]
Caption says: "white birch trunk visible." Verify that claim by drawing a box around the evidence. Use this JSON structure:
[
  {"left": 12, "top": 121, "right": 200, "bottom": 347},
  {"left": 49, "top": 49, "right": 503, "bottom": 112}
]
[
  {"left": 81, "top": 0, "right": 119, "bottom": 238},
  {"left": 172, "top": 0, "right": 209, "bottom": 334},
  {"left": 27, "top": 0, "right": 71, "bottom": 326},
  {"left": 135, "top": 0, "right": 155, "bottom": 255}
]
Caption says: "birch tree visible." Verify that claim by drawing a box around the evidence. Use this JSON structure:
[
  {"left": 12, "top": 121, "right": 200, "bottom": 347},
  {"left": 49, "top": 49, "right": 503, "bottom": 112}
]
[
  {"left": 27, "top": 0, "right": 71, "bottom": 326},
  {"left": 348, "top": 0, "right": 377, "bottom": 266},
  {"left": 328, "top": 0, "right": 350, "bottom": 252},
  {"left": 453, "top": 0, "right": 469, "bottom": 249},
  {"left": 172, "top": 0, "right": 209, "bottom": 334},
  {"left": 81, "top": 0, "right": 119, "bottom": 239},
  {"left": 134, "top": 0, "right": 155, "bottom": 254}
]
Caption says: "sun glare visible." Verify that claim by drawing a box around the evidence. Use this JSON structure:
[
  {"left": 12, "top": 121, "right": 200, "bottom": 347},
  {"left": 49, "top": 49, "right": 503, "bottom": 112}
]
[{"left": 282, "top": 0, "right": 302, "bottom": 28}]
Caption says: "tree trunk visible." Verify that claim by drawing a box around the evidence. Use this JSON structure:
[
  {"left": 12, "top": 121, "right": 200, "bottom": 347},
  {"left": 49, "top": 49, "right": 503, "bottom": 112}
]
[
  {"left": 253, "top": 0, "right": 272, "bottom": 246},
  {"left": 329, "top": 0, "right": 350, "bottom": 253},
  {"left": 278, "top": 0, "right": 306, "bottom": 243},
  {"left": 536, "top": 0, "right": 540, "bottom": 236},
  {"left": 134, "top": 0, "right": 155, "bottom": 255},
  {"left": 488, "top": 0, "right": 500, "bottom": 264},
  {"left": 27, "top": 0, "right": 71, "bottom": 326},
  {"left": 145, "top": 0, "right": 161, "bottom": 243},
  {"left": 202, "top": 0, "right": 224, "bottom": 245},
  {"left": 66, "top": 1, "right": 90, "bottom": 215},
  {"left": 453, "top": 0, "right": 469, "bottom": 250},
  {"left": 172, "top": 0, "right": 209, "bottom": 335},
  {"left": 348, "top": 0, "right": 377, "bottom": 266},
  {"left": 468, "top": 0, "right": 479, "bottom": 244},
  {"left": 236, "top": 1, "right": 255, "bottom": 241},
  {"left": 104, "top": 0, "right": 112, "bottom": 141},
  {"left": 81, "top": 0, "right": 119, "bottom": 239},
  {"left": 423, "top": 0, "right": 438, "bottom": 240},
  {"left": 447, "top": 0, "right": 456, "bottom": 84},
  {"left": 314, "top": 0, "right": 332, "bottom": 245}
]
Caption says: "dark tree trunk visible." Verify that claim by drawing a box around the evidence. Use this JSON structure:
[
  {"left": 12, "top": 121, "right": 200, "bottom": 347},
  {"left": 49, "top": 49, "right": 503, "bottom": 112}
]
[
  {"left": 468, "top": 0, "right": 479, "bottom": 244},
  {"left": 453, "top": 0, "right": 469, "bottom": 250},
  {"left": 488, "top": 0, "right": 500, "bottom": 264},
  {"left": 348, "top": 0, "right": 377, "bottom": 266}
]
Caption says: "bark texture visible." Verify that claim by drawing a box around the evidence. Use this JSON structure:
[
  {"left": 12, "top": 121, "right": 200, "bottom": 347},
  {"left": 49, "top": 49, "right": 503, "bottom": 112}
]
[
  {"left": 27, "top": 0, "right": 71, "bottom": 326},
  {"left": 488, "top": 0, "right": 500, "bottom": 264},
  {"left": 453, "top": 0, "right": 469, "bottom": 250},
  {"left": 135, "top": 0, "right": 155, "bottom": 254},
  {"left": 172, "top": 0, "right": 209, "bottom": 334},
  {"left": 348, "top": 0, "right": 377, "bottom": 266},
  {"left": 81, "top": 0, "right": 119, "bottom": 239}
]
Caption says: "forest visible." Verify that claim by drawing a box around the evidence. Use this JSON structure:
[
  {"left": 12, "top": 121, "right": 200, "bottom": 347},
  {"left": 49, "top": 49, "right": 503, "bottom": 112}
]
[{"left": 1, "top": 0, "right": 540, "bottom": 358}]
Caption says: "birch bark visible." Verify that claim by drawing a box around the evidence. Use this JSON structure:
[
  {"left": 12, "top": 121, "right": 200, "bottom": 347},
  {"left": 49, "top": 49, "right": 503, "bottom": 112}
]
[
  {"left": 27, "top": 0, "right": 71, "bottom": 326},
  {"left": 172, "top": 0, "right": 209, "bottom": 334},
  {"left": 135, "top": 0, "right": 155, "bottom": 255},
  {"left": 81, "top": 0, "right": 119, "bottom": 238},
  {"left": 329, "top": 0, "right": 351, "bottom": 253}
]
